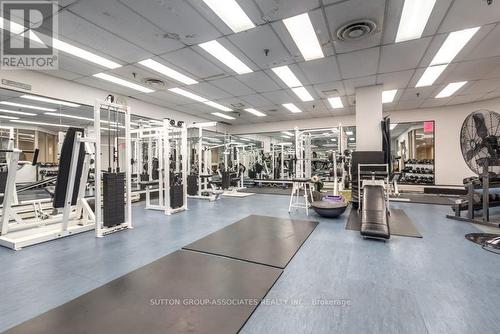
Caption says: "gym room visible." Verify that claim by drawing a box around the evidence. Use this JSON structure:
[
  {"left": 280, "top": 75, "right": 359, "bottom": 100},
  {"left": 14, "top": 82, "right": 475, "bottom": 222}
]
[{"left": 0, "top": 0, "right": 499, "bottom": 333}]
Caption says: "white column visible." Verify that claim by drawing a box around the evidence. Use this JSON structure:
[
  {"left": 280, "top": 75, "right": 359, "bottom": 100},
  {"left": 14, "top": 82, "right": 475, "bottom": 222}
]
[{"left": 355, "top": 85, "right": 383, "bottom": 151}]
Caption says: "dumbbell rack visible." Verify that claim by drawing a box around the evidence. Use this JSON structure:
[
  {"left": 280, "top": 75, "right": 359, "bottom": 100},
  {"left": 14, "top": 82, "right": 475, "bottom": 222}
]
[{"left": 400, "top": 160, "right": 434, "bottom": 185}]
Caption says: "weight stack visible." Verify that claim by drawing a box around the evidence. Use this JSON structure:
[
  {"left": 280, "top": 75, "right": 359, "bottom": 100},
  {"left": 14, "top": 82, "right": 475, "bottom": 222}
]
[
  {"left": 187, "top": 175, "right": 198, "bottom": 196},
  {"left": 221, "top": 171, "right": 231, "bottom": 189},
  {"left": 0, "top": 170, "right": 7, "bottom": 205},
  {"left": 170, "top": 184, "right": 184, "bottom": 209},
  {"left": 103, "top": 172, "right": 125, "bottom": 227}
]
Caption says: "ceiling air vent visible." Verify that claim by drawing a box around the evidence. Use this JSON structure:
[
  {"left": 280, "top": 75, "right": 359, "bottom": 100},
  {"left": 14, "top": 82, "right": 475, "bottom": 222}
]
[
  {"left": 143, "top": 78, "right": 166, "bottom": 90},
  {"left": 336, "top": 19, "right": 377, "bottom": 41}
]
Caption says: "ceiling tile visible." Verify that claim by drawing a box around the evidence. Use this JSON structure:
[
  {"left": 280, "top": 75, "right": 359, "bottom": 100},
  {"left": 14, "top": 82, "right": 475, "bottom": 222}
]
[
  {"left": 210, "top": 77, "right": 256, "bottom": 96},
  {"left": 237, "top": 71, "right": 282, "bottom": 93},
  {"left": 337, "top": 48, "right": 380, "bottom": 79},
  {"left": 399, "top": 86, "right": 438, "bottom": 102},
  {"left": 442, "top": 57, "right": 500, "bottom": 82},
  {"left": 376, "top": 70, "right": 415, "bottom": 90},
  {"left": 379, "top": 38, "right": 431, "bottom": 73},
  {"left": 240, "top": 94, "right": 273, "bottom": 108},
  {"left": 461, "top": 78, "right": 500, "bottom": 96},
  {"left": 160, "top": 47, "right": 225, "bottom": 80},
  {"left": 326, "top": 0, "right": 385, "bottom": 54},
  {"left": 187, "top": 82, "right": 233, "bottom": 100},
  {"left": 447, "top": 94, "right": 485, "bottom": 106},
  {"left": 312, "top": 81, "right": 345, "bottom": 98},
  {"left": 298, "top": 56, "right": 341, "bottom": 84},
  {"left": 57, "top": 11, "right": 148, "bottom": 64},
  {"left": 462, "top": 24, "right": 500, "bottom": 61},
  {"left": 228, "top": 24, "right": 292, "bottom": 70},
  {"left": 120, "top": 0, "right": 221, "bottom": 45},
  {"left": 254, "top": 0, "right": 320, "bottom": 21},
  {"left": 439, "top": 0, "right": 500, "bottom": 33},
  {"left": 343, "top": 76, "right": 377, "bottom": 95},
  {"left": 396, "top": 100, "right": 423, "bottom": 110},
  {"left": 261, "top": 90, "right": 296, "bottom": 105},
  {"left": 69, "top": 0, "right": 184, "bottom": 55}
]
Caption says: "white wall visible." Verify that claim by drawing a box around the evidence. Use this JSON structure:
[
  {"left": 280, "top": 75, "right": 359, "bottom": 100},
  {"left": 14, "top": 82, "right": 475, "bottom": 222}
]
[
  {"left": 356, "top": 85, "right": 383, "bottom": 151},
  {"left": 230, "top": 97, "right": 500, "bottom": 186}
]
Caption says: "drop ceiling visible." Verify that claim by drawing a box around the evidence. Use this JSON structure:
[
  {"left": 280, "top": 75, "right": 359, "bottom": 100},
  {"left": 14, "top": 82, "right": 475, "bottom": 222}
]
[{"left": 16, "top": 0, "right": 500, "bottom": 125}]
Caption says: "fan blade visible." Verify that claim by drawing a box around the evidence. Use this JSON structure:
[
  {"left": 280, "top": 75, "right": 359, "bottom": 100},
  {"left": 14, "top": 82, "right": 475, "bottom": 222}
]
[
  {"left": 465, "top": 142, "right": 487, "bottom": 162},
  {"left": 472, "top": 113, "right": 489, "bottom": 139}
]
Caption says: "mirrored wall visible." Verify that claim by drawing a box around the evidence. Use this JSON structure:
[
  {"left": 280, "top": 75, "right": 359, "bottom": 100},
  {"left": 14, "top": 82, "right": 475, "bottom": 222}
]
[{"left": 391, "top": 121, "right": 435, "bottom": 185}]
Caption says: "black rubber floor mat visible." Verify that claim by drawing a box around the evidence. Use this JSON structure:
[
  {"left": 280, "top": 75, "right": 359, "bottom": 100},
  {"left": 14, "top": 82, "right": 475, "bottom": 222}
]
[
  {"left": 346, "top": 209, "right": 422, "bottom": 238},
  {"left": 4, "top": 250, "right": 282, "bottom": 334},
  {"left": 183, "top": 215, "right": 318, "bottom": 269}
]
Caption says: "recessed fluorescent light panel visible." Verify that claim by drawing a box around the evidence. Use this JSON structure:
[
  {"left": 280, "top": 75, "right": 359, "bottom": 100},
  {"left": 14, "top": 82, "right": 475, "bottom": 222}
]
[
  {"left": 212, "top": 112, "right": 235, "bottom": 120},
  {"left": 415, "top": 64, "right": 448, "bottom": 87},
  {"left": 139, "top": 59, "right": 198, "bottom": 85},
  {"left": 346, "top": 131, "right": 354, "bottom": 136},
  {"left": 93, "top": 73, "right": 154, "bottom": 93},
  {"left": 202, "top": 0, "right": 255, "bottom": 33},
  {"left": 203, "top": 101, "right": 232, "bottom": 111},
  {"left": 0, "top": 17, "right": 122, "bottom": 69},
  {"left": 328, "top": 97, "right": 343, "bottom": 109},
  {"left": 44, "top": 112, "right": 93, "bottom": 121},
  {"left": 245, "top": 108, "right": 267, "bottom": 117},
  {"left": 11, "top": 120, "right": 70, "bottom": 127},
  {"left": 0, "top": 108, "right": 36, "bottom": 116},
  {"left": 382, "top": 90, "right": 398, "bottom": 103},
  {"left": 282, "top": 135, "right": 291, "bottom": 139},
  {"left": 0, "top": 115, "right": 18, "bottom": 119},
  {"left": 395, "top": 0, "right": 436, "bottom": 43},
  {"left": 168, "top": 88, "right": 206, "bottom": 102},
  {"left": 436, "top": 81, "right": 467, "bottom": 98},
  {"left": 52, "top": 39, "right": 121, "bottom": 69},
  {"left": 21, "top": 95, "right": 80, "bottom": 107},
  {"left": 271, "top": 66, "right": 302, "bottom": 88},
  {"left": 430, "top": 27, "right": 480, "bottom": 66},
  {"left": 282, "top": 131, "right": 294, "bottom": 136},
  {"left": 283, "top": 13, "right": 324, "bottom": 61},
  {"left": 291, "top": 87, "right": 314, "bottom": 102},
  {"left": 199, "top": 40, "right": 252, "bottom": 74},
  {"left": 282, "top": 103, "right": 302, "bottom": 113},
  {"left": 0, "top": 101, "right": 56, "bottom": 111}
]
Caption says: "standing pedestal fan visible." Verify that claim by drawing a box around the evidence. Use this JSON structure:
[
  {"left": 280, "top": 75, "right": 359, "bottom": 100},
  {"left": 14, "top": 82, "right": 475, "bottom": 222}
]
[{"left": 461, "top": 109, "right": 500, "bottom": 254}]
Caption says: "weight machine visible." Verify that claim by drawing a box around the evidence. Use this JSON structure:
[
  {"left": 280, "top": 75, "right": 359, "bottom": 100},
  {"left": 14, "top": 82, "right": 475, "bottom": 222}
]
[{"left": 132, "top": 119, "right": 188, "bottom": 215}]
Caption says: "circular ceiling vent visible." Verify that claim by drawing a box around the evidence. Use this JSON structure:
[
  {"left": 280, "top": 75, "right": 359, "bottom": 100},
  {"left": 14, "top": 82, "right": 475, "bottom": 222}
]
[
  {"left": 336, "top": 19, "right": 377, "bottom": 41},
  {"left": 143, "top": 78, "right": 166, "bottom": 90}
]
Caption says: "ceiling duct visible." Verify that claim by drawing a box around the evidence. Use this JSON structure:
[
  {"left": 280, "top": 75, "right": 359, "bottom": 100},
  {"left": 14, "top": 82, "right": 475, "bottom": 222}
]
[{"left": 336, "top": 19, "right": 377, "bottom": 41}]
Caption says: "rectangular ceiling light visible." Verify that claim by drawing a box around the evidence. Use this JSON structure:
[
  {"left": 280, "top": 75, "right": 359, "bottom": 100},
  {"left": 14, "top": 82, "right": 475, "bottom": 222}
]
[
  {"left": 395, "top": 0, "right": 436, "bottom": 43},
  {"left": 202, "top": 0, "right": 255, "bottom": 33},
  {"left": 244, "top": 108, "right": 267, "bottom": 117},
  {"left": 271, "top": 66, "right": 302, "bottom": 88},
  {"left": 0, "top": 101, "right": 56, "bottom": 111},
  {"left": 139, "top": 59, "right": 198, "bottom": 85},
  {"left": 0, "top": 115, "right": 18, "bottom": 119},
  {"left": 203, "top": 101, "right": 232, "bottom": 111},
  {"left": 436, "top": 81, "right": 467, "bottom": 98},
  {"left": 21, "top": 95, "right": 80, "bottom": 107},
  {"left": 281, "top": 135, "right": 291, "bottom": 139},
  {"left": 211, "top": 112, "right": 235, "bottom": 120},
  {"left": 283, "top": 13, "right": 324, "bottom": 61},
  {"left": 415, "top": 64, "right": 448, "bottom": 87},
  {"left": 53, "top": 39, "right": 121, "bottom": 69},
  {"left": 328, "top": 97, "right": 343, "bottom": 109},
  {"left": 430, "top": 27, "right": 480, "bottom": 66},
  {"left": 282, "top": 103, "right": 302, "bottom": 113},
  {"left": 346, "top": 131, "right": 354, "bottom": 135},
  {"left": 0, "top": 17, "right": 121, "bottom": 69},
  {"left": 199, "top": 40, "right": 252, "bottom": 74},
  {"left": 282, "top": 131, "right": 294, "bottom": 136},
  {"left": 94, "top": 73, "right": 154, "bottom": 93},
  {"left": 44, "top": 112, "right": 93, "bottom": 121},
  {"left": 10, "top": 120, "right": 70, "bottom": 127},
  {"left": 0, "top": 108, "right": 36, "bottom": 116},
  {"left": 291, "top": 87, "right": 314, "bottom": 102},
  {"left": 168, "top": 87, "right": 207, "bottom": 102},
  {"left": 382, "top": 90, "right": 398, "bottom": 103},
  {"left": 189, "top": 121, "right": 218, "bottom": 128}
]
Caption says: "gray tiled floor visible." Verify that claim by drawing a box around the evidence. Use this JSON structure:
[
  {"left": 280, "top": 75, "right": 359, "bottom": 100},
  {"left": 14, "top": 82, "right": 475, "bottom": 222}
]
[{"left": 0, "top": 195, "right": 499, "bottom": 334}]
